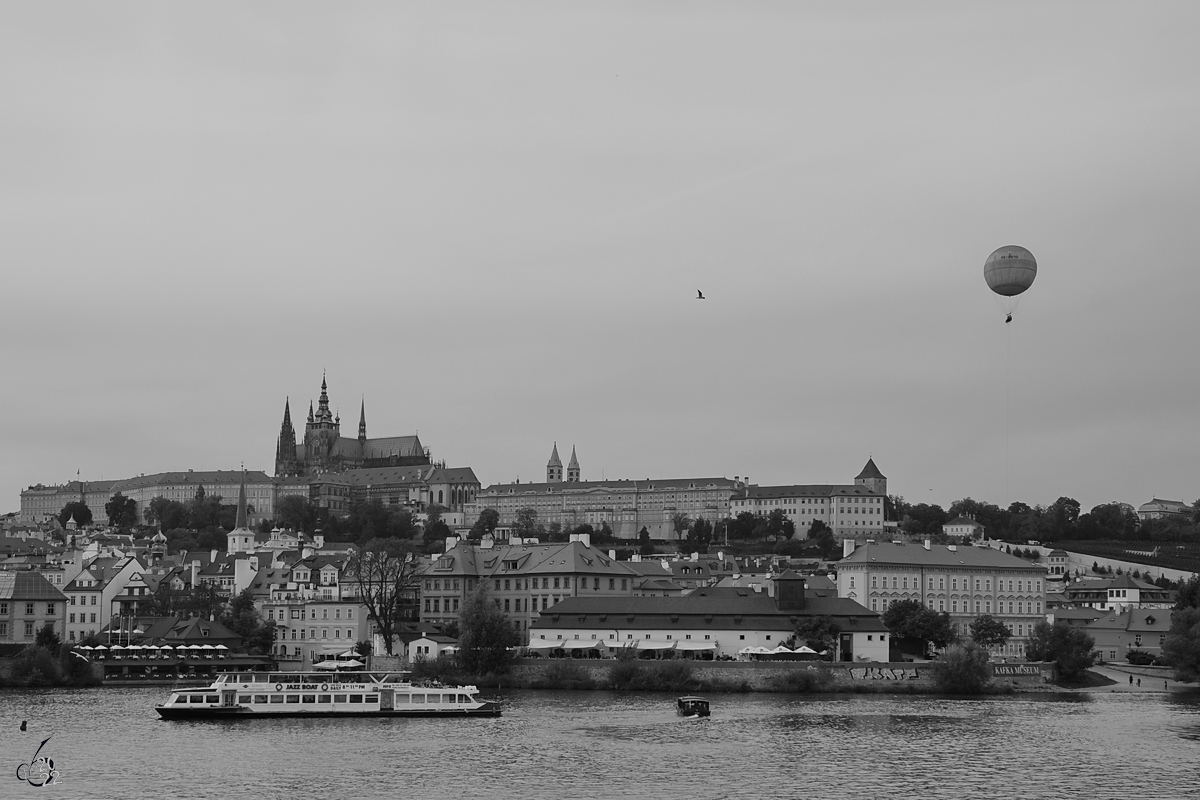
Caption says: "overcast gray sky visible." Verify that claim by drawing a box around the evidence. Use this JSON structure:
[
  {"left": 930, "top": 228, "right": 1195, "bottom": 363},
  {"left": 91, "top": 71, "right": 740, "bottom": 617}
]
[{"left": 2, "top": 2, "right": 1197, "bottom": 516}]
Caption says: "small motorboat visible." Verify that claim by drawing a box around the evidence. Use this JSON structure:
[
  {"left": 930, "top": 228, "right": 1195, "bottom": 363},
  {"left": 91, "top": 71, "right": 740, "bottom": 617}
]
[{"left": 676, "top": 696, "right": 710, "bottom": 718}]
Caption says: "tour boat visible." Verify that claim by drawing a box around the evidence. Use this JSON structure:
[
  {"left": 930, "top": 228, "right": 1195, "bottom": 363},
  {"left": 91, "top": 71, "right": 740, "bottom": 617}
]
[
  {"left": 676, "top": 696, "right": 710, "bottom": 718},
  {"left": 155, "top": 671, "right": 500, "bottom": 719}
]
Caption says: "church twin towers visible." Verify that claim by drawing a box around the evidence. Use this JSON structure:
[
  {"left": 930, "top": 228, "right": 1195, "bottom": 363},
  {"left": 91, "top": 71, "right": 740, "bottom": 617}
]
[{"left": 546, "top": 443, "right": 580, "bottom": 483}]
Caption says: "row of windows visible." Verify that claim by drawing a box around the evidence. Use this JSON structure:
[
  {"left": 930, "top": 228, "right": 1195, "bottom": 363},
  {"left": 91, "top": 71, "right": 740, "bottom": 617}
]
[
  {"left": 69, "top": 613, "right": 98, "bottom": 624},
  {"left": 860, "top": 576, "right": 1042, "bottom": 593},
  {"left": 270, "top": 607, "right": 355, "bottom": 621},
  {"left": 285, "top": 627, "right": 356, "bottom": 640},
  {"left": 424, "top": 598, "right": 461, "bottom": 614},
  {"left": 0, "top": 622, "right": 37, "bottom": 637},
  {"left": 869, "top": 597, "right": 1043, "bottom": 615},
  {"left": 491, "top": 577, "right": 629, "bottom": 592},
  {"left": 0, "top": 602, "right": 56, "bottom": 615},
  {"left": 70, "top": 595, "right": 99, "bottom": 605}
]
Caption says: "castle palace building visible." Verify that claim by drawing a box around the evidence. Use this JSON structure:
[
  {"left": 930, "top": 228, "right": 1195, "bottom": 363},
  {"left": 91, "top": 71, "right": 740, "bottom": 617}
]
[{"left": 275, "top": 376, "right": 430, "bottom": 478}]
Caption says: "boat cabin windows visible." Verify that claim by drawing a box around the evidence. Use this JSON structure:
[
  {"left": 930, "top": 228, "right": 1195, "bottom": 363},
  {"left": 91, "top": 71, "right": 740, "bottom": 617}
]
[
  {"left": 205, "top": 695, "right": 219, "bottom": 704},
  {"left": 303, "top": 694, "right": 317, "bottom": 704},
  {"left": 318, "top": 694, "right": 331, "bottom": 703},
  {"left": 286, "top": 695, "right": 301, "bottom": 704},
  {"left": 270, "top": 695, "right": 285, "bottom": 704},
  {"left": 334, "top": 694, "right": 348, "bottom": 703},
  {"left": 349, "top": 695, "right": 363, "bottom": 703},
  {"left": 254, "top": 695, "right": 269, "bottom": 704}
]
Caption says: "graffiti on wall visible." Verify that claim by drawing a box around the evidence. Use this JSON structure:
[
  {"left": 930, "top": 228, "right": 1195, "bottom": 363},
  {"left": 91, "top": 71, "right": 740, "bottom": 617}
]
[{"left": 849, "top": 667, "right": 920, "bottom": 680}]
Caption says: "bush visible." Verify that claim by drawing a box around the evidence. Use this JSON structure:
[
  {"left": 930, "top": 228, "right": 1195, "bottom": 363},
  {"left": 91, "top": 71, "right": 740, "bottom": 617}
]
[
  {"left": 931, "top": 643, "right": 992, "bottom": 694},
  {"left": 529, "top": 661, "right": 597, "bottom": 690},
  {"left": 1125, "top": 649, "right": 1156, "bottom": 666},
  {"left": 409, "top": 655, "right": 465, "bottom": 685},
  {"left": 9, "top": 646, "right": 62, "bottom": 687},
  {"left": 606, "top": 660, "right": 698, "bottom": 691},
  {"left": 765, "top": 667, "right": 833, "bottom": 693}
]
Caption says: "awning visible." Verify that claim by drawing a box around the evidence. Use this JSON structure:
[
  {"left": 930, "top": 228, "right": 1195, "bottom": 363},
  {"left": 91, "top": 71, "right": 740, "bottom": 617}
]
[
  {"left": 526, "top": 641, "right": 562, "bottom": 650},
  {"left": 637, "top": 641, "right": 675, "bottom": 651},
  {"left": 674, "top": 641, "right": 717, "bottom": 651}
]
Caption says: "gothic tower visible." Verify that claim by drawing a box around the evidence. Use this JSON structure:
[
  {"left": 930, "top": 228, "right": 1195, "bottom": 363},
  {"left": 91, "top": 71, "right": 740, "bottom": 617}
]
[
  {"left": 566, "top": 446, "right": 580, "bottom": 482},
  {"left": 358, "top": 398, "right": 367, "bottom": 444},
  {"left": 274, "top": 398, "right": 300, "bottom": 477},
  {"left": 304, "top": 374, "right": 341, "bottom": 470},
  {"left": 547, "top": 443, "right": 563, "bottom": 483},
  {"left": 855, "top": 457, "right": 887, "bottom": 497}
]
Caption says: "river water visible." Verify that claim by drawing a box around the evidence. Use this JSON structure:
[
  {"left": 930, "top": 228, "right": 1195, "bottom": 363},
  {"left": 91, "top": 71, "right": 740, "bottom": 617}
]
[{"left": 3, "top": 687, "right": 1198, "bottom": 799}]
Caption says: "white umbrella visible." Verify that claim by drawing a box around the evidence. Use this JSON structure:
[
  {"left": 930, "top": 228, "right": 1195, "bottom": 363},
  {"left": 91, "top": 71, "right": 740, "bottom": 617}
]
[
  {"left": 93, "top": 645, "right": 107, "bottom": 651},
  {"left": 76, "top": 645, "right": 93, "bottom": 651},
  {"left": 215, "top": 644, "right": 229, "bottom": 650},
  {"left": 795, "top": 645, "right": 818, "bottom": 654},
  {"left": 201, "top": 644, "right": 216, "bottom": 650},
  {"left": 738, "top": 646, "right": 758, "bottom": 655},
  {"left": 442, "top": 645, "right": 460, "bottom": 654},
  {"left": 339, "top": 659, "right": 364, "bottom": 668},
  {"left": 770, "top": 645, "right": 795, "bottom": 654},
  {"left": 337, "top": 649, "right": 358, "bottom": 658},
  {"left": 313, "top": 661, "right": 341, "bottom": 670}
]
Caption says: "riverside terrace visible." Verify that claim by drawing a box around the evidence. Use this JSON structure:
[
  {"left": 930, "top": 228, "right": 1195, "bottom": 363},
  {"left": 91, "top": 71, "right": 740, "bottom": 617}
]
[{"left": 72, "top": 643, "right": 272, "bottom": 681}]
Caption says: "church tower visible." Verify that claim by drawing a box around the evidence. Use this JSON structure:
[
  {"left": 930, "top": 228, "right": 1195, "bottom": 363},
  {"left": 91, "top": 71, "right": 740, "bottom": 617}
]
[
  {"left": 358, "top": 398, "right": 367, "bottom": 444},
  {"left": 566, "top": 446, "right": 581, "bottom": 482},
  {"left": 855, "top": 457, "right": 887, "bottom": 497},
  {"left": 226, "top": 471, "right": 256, "bottom": 555},
  {"left": 275, "top": 398, "right": 300, "bottom": 477},
  {"left": 547, "top": 443, "right": 563, "bottom": 483},
  {"left": 304, "top": 374, "right": 341, "bottom": 471}
]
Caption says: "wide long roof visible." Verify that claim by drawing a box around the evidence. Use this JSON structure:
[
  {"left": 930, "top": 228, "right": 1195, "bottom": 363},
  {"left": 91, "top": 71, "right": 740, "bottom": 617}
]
[
  {"left": 841, "top": 543, "right": 1045, "bottom": 571},
  {"left": 0, "top": 571, "right": 66, "bottom": 601}
]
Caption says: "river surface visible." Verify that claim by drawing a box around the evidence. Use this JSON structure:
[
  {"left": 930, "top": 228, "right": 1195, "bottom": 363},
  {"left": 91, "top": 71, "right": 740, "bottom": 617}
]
[{"left": 2, "top": 687, "right": 1198, "bottom": 799}]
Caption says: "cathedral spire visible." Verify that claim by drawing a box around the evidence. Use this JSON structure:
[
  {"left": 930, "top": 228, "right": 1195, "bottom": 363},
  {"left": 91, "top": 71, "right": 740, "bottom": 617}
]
[
  {"left": 317, "top": 374, "right": 332, "bottom": 422},
  {"left": 307, "top": 401, "right": 314, "bottom": 424},
  {"left": 358, "top": 397, "right": 367, "bottom": 442},
  {"left": 275, "top": 397, "right": 299, "bottom": 477}
]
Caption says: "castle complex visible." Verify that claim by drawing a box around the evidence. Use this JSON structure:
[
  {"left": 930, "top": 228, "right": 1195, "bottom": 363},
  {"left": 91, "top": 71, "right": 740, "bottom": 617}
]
[{"left": 274, "top": 375, "right": 430, "bottom": 478}]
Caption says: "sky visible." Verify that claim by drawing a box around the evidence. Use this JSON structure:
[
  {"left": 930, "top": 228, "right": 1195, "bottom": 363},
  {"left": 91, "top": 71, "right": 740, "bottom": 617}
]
[{"left": 2, "top": 2, "right": 1197, "bottom": 516}]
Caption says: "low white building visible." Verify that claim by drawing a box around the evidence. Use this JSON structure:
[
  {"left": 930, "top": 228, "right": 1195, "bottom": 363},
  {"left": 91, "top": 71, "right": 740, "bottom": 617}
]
[{"left": 529, "top": 571, "right": 890, "bottom": 663}]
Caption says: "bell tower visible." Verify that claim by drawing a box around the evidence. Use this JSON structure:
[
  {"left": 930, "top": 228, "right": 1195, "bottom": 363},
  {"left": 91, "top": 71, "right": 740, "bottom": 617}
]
[{"left": 547, "top": 443, "right": 563, "bottom": 483}]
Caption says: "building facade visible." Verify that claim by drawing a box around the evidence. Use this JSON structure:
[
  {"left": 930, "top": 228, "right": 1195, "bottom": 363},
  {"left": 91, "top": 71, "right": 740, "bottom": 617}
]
[
  {"left": 470, "top": 448, "right": 747, "bottom": 540},
  {"left": 528, "top": 573, "right": 890, "bottom": 662},
  {"left": 728, "top": 458, "right": 888, "bottom": 539},
  {"left": 0, "top": 572, "right": 66, "bottom": 645},
  {"left": 837, "top": 541, "right": 1047, "bottom": 658}
]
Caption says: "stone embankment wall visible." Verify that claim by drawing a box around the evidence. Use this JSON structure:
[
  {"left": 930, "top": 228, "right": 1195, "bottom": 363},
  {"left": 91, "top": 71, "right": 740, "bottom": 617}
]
[{"left": 508, "top": 659, "right": 1052, "bottom": 690}]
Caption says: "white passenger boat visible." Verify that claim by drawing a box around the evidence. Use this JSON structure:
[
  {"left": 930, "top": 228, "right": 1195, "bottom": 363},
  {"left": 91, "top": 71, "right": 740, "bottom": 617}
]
[{"left": 155, "top": 671, "right": 500, "bottom": 719}]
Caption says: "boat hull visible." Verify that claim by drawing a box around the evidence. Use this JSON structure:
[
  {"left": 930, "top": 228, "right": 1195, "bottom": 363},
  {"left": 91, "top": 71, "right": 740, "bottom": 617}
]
[{"left": 156, "top": 702, "right": 501, "bottom": 720}]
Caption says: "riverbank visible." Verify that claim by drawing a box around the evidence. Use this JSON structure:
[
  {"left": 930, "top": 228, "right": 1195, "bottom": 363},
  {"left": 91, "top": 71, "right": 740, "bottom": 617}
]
[{"left": 415, "top": 658, "right": 1057, "bottom": 695}]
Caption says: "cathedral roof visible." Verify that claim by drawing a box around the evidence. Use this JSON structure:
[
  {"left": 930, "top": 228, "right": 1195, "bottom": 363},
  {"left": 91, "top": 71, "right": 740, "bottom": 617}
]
[
  {"left": 548, "top": 443, "right": 562, "bottom": 467},
  {"left": 568, "top": 446, "right": 579, "bottom": 469}
]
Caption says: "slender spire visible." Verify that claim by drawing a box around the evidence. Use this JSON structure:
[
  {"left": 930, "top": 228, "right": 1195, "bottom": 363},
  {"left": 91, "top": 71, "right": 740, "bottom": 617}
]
[
  {"left": 358, "top": 397, "right": 367, "bottom": 442},
  {"left": 282, "top": 397, "right": 292, "bottom": 427},
  {"left": 307, "top": 401, "right": 314, "bottom": 424},
  {"left": 235, "top": 470, "right": 248, "bottom": 529},
  {"left": 568, "top": 446, "right": 579, "bottom": 469},
  {"left": 567, "top": 445, "right": 580, "bottom": 482},
  {"left": 548, "top": 442, "right": 562, "bottom": 466}
]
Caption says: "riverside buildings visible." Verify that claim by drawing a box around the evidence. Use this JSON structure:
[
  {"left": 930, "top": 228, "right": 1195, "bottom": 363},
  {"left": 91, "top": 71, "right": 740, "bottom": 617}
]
[
  {"left": 529, "top": 571, "right": 890, "bottom": 662},
  {"left": 0, "top": 572, "right": 66, "bottom": 645},
  {"left": 836, "top": 541, "right": 1047, "bottom": 658}
]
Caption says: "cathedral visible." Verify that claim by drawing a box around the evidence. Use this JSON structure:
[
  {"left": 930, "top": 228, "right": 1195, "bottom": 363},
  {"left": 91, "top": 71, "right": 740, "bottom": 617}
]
[{"left": 274, "top": 376, "right": 430, "bottom": 478}]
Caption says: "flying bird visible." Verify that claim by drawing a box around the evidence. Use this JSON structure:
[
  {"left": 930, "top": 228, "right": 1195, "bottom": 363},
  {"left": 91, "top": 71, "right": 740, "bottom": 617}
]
[
  {"left": 20, "top": 720, "right": 27, "bottom": 731},
  {"left": 696, "top": 290, "right": 705, "bottom": 300},
  {"left": 1005, "top": 313, "right": 1012, "bottom": 323}
]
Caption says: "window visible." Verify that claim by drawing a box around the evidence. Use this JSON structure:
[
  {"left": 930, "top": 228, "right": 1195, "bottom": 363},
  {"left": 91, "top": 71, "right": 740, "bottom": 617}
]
[
  {"left": 69, "top": 614, "right": 75, "bottom": 624},
  {"left": 91, "top": 595, "right": 96, "bottom": 606},
  {"left": 25, "top": 622, "right": 35, "bottom": 637},
  {"left": 46, "top": 603, "right": 55, "bottom": 615}
]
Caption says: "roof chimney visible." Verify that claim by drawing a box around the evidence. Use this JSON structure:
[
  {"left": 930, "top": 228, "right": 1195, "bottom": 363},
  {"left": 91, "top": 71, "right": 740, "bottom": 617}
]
[
  {"left": 924, "top": 539, "right": 931, "bottom": 550},
  {"left": 843, "top": 539, "right": 856, "bottom": 558}
]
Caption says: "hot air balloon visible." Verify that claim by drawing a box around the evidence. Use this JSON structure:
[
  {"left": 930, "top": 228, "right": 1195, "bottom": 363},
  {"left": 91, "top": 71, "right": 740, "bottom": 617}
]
[{"left": 984, "top": 245, "right": 1036, "bottom": 322}]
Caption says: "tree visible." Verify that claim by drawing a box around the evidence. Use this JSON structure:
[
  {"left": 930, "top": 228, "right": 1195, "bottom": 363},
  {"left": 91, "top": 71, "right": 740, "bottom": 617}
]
[
  {"left": 882, "top": 599, "right": 956, "bottom": 654},
  {"left": 1163, "top": 575, "right": 1200, "bottom": 682},
  {"left": 104, "top": 492, "right": 138, "bottom": 527},
  {"left": 637, "top": 526, "right": 653, "bottom": 556},
  {"left": 793, "top": 615, "right": 840, "bottom": 654},
  {"left": 345, "top": 538, "right": 422, "bottom": 656},
  {"left": 276, "top": 495, "right": 319, "bottom": 532},
  {"left": 457, "top": 584, "right": 519, "bottom": 675},
  {"left": 727, "top": 512, "right": 758, "bottom": 540},
  {"left": 146, "top": 497, "right": 189, "bottom": 531},
  {"left": 1026, "top": 620, "right": 1095, "bottom": 680},
  {"left": 58, "top": 501, "right": 92, "bottom": 528},
  {"left": 969, "top": 615, "right": 1012, "bottom": 650},
  {"left": 671, "top": 512, "right": 691, "bottom": 542},
  {"left": 513, "top": 507, "right": 541, "bottom": 539},
  {"left": 35, "top": 621, "right": 61, "bottom": 652},
  {"left": 470, "top": 508, "right": 500, "bottom": 538},
  {"left": 809, "top": 520, "right": 835, "bottom": 559},
  {"left": 685, "top": 517, "right": 713, "bottom": 554},
  {"left": 220, "top": 589, "right": 276, "bottom": 655},
  {"left": 932, "top": 642, "right": 992, "bottom": 693}
]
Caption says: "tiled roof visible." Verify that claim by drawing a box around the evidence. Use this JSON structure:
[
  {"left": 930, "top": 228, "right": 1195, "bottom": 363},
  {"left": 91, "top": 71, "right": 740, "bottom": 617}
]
[
  {"left": 855, "top": 458, "right": 885, "bottom": 480},
  {"left": 841, "top": 543, "right": 1045, "bottom": 571},
  {"left": 739, "top": 484, "right": 882, "bottom": 499},
  {"left": 482, "top": 477, "right": 742, "bottom": 494},
  {"left": 114, "top": 470, "right": 273, "bottom": 490},
  {"left": 0, "top": 572, "right": 67, "bottom": 601}
]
